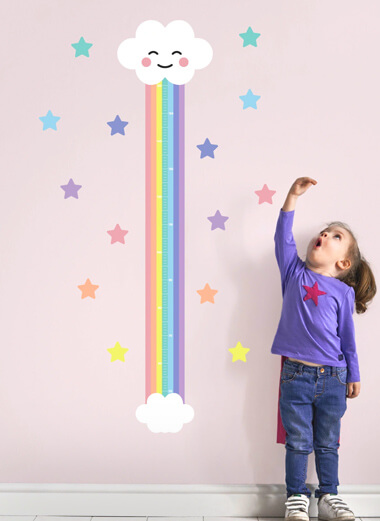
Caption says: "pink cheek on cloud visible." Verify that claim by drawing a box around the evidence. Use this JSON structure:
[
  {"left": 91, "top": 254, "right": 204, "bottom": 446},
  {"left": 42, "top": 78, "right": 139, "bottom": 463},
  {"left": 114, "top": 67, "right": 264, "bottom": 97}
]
[
  {"left": 142, "top": 57, "right": 151, "bottom": 67},
  {"left": 179, "top": 57, "right": 189, "bottom": 67}
]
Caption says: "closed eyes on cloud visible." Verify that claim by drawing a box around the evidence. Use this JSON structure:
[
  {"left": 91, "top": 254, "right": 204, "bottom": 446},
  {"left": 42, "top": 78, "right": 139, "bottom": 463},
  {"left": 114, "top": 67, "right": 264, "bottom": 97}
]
[{"left": 148, "top": 50, "right": 183, "bottom": 68}]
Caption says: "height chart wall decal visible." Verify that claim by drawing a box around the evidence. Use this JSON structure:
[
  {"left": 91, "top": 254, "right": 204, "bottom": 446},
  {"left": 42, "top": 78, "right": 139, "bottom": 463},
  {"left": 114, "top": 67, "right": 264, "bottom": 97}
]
[{"left": 117, "top": 20, "right": 213, "bottom": 433}]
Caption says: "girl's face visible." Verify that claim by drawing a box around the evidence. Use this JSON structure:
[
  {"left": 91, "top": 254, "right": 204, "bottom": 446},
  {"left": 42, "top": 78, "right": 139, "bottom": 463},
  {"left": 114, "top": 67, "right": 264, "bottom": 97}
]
[{"left": 306, "top": 225, "right": 352, "bottom": 274}]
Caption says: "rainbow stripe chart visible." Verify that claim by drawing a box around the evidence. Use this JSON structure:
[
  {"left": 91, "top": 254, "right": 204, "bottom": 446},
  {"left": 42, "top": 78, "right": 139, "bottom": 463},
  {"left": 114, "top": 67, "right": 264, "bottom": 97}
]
[
  {"left": 145, "top": 79, "right": 184, "bottom": 400},
  {"left": 118, "top": 20, "right": 213, "bottom": 433}
]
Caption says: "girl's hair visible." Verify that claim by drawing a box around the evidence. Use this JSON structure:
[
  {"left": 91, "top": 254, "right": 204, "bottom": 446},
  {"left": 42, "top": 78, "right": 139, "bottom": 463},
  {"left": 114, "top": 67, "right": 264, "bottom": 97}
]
[{"left": 325, "top": 221, "right": 377, "bottom": 314}]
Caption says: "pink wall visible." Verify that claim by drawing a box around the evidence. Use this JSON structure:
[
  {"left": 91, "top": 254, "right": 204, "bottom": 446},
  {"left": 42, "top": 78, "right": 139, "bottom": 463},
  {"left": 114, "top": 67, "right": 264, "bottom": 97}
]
[{"left": 0, "top": 0, "right": 379, "bottom": 483}]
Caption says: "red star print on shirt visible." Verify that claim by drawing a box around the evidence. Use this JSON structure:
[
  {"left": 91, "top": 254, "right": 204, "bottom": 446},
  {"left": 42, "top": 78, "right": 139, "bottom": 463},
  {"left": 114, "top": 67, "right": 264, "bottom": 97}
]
[{"left": 302, "top": 281, "right": 327, "bottom": 306}]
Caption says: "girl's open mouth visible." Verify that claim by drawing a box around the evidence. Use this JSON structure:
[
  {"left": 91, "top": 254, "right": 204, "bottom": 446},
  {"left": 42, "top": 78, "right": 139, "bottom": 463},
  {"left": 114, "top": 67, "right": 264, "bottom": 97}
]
[{"left": 314, "top": 238, "right": 322, "bottom": 249}]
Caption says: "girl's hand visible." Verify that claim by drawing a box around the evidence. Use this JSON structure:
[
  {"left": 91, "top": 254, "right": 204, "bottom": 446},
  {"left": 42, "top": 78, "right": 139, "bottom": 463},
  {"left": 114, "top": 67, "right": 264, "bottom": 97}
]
[
  {"left": 289, "top": 177, "right": 317, "bottom": 197},
  {"left": 346, "top": 381, "right": 361, "bottom": 399}
]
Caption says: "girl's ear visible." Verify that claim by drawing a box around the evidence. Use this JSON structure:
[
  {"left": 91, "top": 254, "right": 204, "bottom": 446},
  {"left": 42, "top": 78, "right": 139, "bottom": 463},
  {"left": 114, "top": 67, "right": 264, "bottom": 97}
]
[{"left": 337, "top": 258, "right": 351, "bottom": 271}]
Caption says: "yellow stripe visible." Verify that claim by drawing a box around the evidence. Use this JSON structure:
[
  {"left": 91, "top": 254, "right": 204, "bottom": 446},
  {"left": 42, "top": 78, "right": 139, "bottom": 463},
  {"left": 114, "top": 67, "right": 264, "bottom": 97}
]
[{"left": 156, "top": 82, "right": 162, "bottom": 394}]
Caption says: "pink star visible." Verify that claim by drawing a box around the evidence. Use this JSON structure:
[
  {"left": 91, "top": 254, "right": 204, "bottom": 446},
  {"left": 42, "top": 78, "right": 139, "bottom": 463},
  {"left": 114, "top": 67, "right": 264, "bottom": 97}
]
[
  {"left": 302, "top": 281, "right": 327, "bottom": 306},
  {"left": 254, "top": 184, "right": 276, "bottom": 204},
  {"left": 107, "top": 224, "right": 128, "bottom": 244}
]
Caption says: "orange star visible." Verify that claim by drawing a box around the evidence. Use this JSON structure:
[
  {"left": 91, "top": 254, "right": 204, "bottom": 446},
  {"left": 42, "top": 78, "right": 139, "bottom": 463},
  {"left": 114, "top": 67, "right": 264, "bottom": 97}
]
[
  {"left": 197, "top": 283, "right": 218, "bottom": 303},
  {"left": 78, "top": 278, "right": 99, "bottom": 299}
]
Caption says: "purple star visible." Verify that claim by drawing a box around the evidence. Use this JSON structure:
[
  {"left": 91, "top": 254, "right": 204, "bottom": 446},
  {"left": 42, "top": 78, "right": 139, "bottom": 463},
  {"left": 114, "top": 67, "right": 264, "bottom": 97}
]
[
  {"left": 207, "top": 210, "right": 229, "bottom": 230},
  {"left": 197, "top": 138, "right": 218, "bottom": 158},
  {"left": 107, "top": 115, "right": 128, "bottom": 135},
  {"left": 60, "top": 178, "right": 82, "bottom": 199}
]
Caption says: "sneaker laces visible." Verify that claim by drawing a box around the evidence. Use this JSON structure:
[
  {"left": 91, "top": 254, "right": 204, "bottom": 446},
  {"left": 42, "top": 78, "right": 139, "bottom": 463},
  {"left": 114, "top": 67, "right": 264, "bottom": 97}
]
[
  {"left": 323, "top": 494, "right": 354, "bottom": 513},
  {"left": 285, "top": 494, "right": 309, "bottom": 513}
]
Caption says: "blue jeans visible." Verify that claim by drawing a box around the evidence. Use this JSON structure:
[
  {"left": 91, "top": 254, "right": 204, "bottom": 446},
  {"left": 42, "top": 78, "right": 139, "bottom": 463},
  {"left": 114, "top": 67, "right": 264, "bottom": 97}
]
[{"left": 279, "top": 359, "right": 348, "bottom": 499}]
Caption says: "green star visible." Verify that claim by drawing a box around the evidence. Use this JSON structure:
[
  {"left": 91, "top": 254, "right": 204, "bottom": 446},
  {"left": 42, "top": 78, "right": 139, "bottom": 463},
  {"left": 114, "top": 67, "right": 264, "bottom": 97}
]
[
  {"left": 239, "top": 27, "right": 261, "bottom": 47},
  {"left": 71, "top": 37, "right": 93, "bottom": 57}
]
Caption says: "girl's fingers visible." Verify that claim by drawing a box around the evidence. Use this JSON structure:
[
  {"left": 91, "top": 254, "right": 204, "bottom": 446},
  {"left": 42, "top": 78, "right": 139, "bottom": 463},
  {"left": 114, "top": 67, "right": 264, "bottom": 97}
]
[{"left": 300, "top": 177, "right": 317, "bottom": 185}]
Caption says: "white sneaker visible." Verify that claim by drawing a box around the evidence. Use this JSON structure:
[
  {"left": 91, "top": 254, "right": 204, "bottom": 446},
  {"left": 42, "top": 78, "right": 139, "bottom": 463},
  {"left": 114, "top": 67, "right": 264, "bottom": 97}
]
[
  {"left": 285, "top": 493, "right": 310, "bottom": 521},
  {"left": 318, "top": 493, "right": 356, "bottom": 520}
]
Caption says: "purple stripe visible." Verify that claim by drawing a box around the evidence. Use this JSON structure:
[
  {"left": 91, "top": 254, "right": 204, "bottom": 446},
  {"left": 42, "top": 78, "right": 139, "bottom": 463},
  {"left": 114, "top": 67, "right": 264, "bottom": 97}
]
[
  {"left": 179, "top": 84, "right": 185, "bottom": 402},
  {"left": 173, "top": 84, "right": 179, "bottom": 395}
]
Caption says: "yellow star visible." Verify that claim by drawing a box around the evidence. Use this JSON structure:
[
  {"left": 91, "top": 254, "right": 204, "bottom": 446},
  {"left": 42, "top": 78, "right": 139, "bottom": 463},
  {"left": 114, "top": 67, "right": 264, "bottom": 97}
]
[
  {"left": 229, "top": 341, "right": 250, "bottom": 362},
  {"left": 107, "top": 341, "right": 129, "bottom": 362}
]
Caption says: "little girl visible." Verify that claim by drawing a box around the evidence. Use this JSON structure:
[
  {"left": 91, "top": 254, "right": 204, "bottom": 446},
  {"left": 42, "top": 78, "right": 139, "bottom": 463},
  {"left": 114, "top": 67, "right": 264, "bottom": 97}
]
[{"left": 271, "top": 177, "right": 376, "bottom": 520}]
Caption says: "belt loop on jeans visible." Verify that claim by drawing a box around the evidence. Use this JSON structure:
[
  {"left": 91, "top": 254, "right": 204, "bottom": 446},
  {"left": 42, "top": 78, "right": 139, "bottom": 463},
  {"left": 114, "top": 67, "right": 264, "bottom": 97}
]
[{"left": 332, "top": 366, "right": 336, "bottom": 377}]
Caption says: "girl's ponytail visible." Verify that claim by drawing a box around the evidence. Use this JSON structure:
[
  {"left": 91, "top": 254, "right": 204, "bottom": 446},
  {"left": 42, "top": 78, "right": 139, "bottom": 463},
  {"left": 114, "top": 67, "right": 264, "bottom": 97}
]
[
  {"left": 326, "top": 220, "right": 377, "bottom": 313},
  {"left": 348, "top": 255, "right": 377, "bottom": 314}
]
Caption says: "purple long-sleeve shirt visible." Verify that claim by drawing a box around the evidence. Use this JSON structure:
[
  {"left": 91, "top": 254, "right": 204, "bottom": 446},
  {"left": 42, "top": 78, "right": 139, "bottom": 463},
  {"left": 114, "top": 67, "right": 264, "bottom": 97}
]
[{"left": 271, "top": 208, "right": 360, "bottom": 383}]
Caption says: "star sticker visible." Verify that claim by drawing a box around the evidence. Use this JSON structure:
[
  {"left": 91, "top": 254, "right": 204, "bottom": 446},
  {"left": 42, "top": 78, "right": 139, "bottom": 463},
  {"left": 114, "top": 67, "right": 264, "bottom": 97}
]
[
  {"left": 107, "top": 341, "right": 129, "bottom": 362},
  {"left": 107, "top": 115, "right": 128, "bottom": 135},
  {"left": 39, "top": 110, "right": 61, "bottom": 130},
  {"left": 303, "top": 281, "right": 327, "bottom": 306},
  {"left": 254, "top": 184, "right": 276, "bottom": 204},
  {"left": 71, "top": 37, "right": 93, "bottom": 57},
  {"left": 60, "top": 178, "right": 82, "bottom": 199},
  {"left": 107, "top": 224, "right": 128, "bottom": 244},
  {"left": 239, "top": 89, "right": 261, "bottom": 109},
  {"left": 207, "top": 210, "right": 229, "bottom": 230},
  {"left": 78, "top": 278, "right": 99, "bottom": 299},
  {"left": 197, "top": 283, "right": 218, "bottom": 303},
  {"left": 239, "top": 27, "right": 261, "bottom": 47},
  {"left": 196, "top": 138, "right": 218, "bottom": 158},
  {"left": 229, "top": 341, "right": 250, "bottom": 362}
]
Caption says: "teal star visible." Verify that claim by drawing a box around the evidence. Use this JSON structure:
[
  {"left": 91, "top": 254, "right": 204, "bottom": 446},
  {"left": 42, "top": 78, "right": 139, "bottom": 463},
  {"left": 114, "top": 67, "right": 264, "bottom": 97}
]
[
  {"left": 239, "top": 90, "right": 261, "bottom": 109},
  {"left": 71, "top": 37, "right": 93, "bottom": 57},
  {"left": 39, "top": 110, "right": 61, "bottom": 130},
  {"left": 239, "top": 27, "right": 261, "bottom": 47}
]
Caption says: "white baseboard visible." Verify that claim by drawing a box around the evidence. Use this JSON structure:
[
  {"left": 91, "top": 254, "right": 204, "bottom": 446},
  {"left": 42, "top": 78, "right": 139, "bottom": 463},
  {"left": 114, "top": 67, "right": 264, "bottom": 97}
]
[{"left": 0, "top": 484, "right": 379, "bottom": 517}]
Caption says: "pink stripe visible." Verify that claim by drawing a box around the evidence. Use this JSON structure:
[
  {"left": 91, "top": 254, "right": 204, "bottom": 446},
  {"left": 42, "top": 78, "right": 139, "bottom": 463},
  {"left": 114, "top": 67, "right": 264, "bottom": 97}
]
[
  {"left": 145, "top": 84, "right": 151, "bottom": 402},
  {"left": 151, "top": 85, "right": 157, "bottom": 395}
]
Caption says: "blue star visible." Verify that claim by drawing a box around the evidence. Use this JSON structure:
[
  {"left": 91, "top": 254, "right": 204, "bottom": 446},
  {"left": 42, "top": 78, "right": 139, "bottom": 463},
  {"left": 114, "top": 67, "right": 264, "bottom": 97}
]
[
  {"left": 197, "top": 138, "right": 218, "bottom": 158},
  {"left": 39, "top": 110, "right": 61, "bottom": 130},
  {"left": 107, "top": 115, "right": 128, "bottom": 136},
  {"left": 239, "top": 90, "right": 261, "bottom": 109}
]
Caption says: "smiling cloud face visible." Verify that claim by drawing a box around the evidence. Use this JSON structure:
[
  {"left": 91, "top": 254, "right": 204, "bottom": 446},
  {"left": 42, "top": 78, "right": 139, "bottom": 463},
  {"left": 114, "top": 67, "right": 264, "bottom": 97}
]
[{"left": 117, "top": 20, "right": 213, "bottom": 85}]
